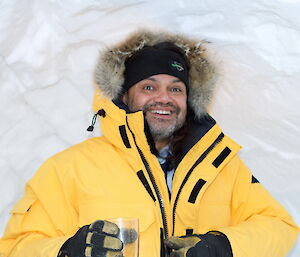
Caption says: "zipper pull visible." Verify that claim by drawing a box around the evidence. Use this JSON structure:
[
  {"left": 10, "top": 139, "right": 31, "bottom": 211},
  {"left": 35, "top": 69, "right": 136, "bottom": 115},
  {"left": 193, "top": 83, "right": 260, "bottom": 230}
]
[{"left": 87, "top": 109, "right": 106, "bottom": 132}]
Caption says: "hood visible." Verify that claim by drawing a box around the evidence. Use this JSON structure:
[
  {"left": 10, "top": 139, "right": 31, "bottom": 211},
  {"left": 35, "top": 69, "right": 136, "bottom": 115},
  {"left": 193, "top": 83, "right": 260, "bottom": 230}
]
[{"left": 94, "top": 29, "right": 219, "bottom": 119}]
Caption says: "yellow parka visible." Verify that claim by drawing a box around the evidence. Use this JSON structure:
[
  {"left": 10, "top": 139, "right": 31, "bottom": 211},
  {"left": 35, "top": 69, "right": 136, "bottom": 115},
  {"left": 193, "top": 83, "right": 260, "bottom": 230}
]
[
  {"left": 0, "top": 29, "right": 298, "bottom": 257},
  {"left": 0, "top": 92, "right": 298, "bottom": 257}
]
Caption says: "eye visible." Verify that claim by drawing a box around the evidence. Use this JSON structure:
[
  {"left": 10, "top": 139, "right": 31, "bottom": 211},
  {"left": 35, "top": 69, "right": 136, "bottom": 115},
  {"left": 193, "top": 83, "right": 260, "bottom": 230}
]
[
  {"left": 143, "top": 85, "right": 154, "bottom": 91},
  {"left": 171, "top": 87, "right": 183, "bottom": 92}
]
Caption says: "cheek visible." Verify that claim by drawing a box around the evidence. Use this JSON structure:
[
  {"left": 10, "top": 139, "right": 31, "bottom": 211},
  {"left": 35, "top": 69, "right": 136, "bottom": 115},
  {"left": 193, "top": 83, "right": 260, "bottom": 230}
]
[
  {"left": 128, "top": 96, "right": 149, "bottom": 111},
  {"left": 175, "top": 97, "right": 187, "bottom": 113},
  {"left": 179, "top": 107, "right": 187, "bottom": 120}
]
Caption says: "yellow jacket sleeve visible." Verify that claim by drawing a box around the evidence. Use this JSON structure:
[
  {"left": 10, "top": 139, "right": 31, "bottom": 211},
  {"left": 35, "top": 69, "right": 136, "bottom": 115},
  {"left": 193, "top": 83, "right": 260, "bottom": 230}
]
[
  {"left": 219, "top": 157, "right": 299, "bottom": 257},
  {"left": 0, "top": 157, "right": 77, "bottom": 257}
]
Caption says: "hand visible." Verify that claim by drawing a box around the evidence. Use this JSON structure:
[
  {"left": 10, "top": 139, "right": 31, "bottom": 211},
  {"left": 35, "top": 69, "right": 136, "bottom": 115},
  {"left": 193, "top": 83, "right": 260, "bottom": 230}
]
[
  {"left": 58, "top": 220, "right": 123, "bottom": 257},
  {"left": 165, "top": 231, "right": 233, "bottom": 257},
  {"left": 165, "top": 235, "right": 201, "bottom": 257}
]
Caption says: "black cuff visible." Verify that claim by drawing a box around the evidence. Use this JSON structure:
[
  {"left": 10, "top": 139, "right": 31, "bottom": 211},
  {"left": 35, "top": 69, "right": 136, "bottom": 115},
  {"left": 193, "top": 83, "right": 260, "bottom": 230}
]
[
  {"left": 57, "top": 225, "right": 89, "bottom": 257},
  {"left": 187, "top": 231, "right": 233, "bottom": 257},
  {"left": 57, "top": 239, "right": 70, "bottom": 257}
]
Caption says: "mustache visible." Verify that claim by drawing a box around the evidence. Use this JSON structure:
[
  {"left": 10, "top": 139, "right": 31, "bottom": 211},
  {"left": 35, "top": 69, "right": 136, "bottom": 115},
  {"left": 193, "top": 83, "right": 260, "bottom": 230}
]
[{"left": 143, "top": 102, "right": 180, "bottom": 114}]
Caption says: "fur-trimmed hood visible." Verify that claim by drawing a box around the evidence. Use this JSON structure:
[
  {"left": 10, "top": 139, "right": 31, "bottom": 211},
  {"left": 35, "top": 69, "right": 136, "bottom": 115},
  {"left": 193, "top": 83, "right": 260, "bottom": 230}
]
[{"left": 94, "top": 29, "right": 218, "bottom": 118}]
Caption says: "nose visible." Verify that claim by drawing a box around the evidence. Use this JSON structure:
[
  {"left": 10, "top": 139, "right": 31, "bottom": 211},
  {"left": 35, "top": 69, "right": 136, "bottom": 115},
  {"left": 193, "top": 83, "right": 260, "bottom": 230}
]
[{"left": 154, "top": 89, "right": 172, "bottom": 103}]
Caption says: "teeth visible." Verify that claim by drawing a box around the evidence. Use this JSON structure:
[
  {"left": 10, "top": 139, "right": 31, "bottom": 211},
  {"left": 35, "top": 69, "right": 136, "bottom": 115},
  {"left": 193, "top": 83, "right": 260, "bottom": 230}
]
[{"left": 151, "top": 110, "right": 171, "bottom": 115}]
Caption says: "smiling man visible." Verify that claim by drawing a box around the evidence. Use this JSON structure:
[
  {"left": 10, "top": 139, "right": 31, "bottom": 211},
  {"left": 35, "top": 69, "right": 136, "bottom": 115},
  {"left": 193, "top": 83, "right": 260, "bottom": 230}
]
[
  {"left": 121, "top": 42, "right": 189, "bottom": 152},
  {"left": 122, "top": 74, "right": 187, "bottom": 150},
  {"left": 0, "top": 29, "right": 298, "bottom": 257}
]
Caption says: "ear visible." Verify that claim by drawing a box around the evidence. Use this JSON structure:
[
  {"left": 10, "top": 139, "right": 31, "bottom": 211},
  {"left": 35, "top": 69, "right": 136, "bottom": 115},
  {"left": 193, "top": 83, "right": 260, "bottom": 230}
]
[{"left": 122, "top": 92, "right": 128, "bottom": 105}]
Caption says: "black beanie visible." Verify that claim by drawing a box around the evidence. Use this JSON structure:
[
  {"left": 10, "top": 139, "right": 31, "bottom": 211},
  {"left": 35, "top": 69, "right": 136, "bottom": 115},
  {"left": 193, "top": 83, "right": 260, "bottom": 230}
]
[{"left": 123, "top": 45, "right": 189, "bottom": 92}]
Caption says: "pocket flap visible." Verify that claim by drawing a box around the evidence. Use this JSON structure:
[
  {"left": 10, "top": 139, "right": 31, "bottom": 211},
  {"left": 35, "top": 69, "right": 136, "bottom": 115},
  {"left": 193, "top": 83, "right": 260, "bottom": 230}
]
[{"left": 10, "top": 196, "right": 36, "bottom": 214}]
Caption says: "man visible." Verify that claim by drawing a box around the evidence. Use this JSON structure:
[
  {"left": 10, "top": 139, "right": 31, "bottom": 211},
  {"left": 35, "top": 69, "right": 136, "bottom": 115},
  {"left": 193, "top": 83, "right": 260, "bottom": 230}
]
[{"left": 0, "top": 29, "right": 298, "bottom": 257}]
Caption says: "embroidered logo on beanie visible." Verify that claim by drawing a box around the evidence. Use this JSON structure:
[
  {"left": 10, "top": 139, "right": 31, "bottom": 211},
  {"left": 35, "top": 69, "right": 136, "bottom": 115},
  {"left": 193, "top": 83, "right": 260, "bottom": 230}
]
[{"left": 171, "top": 61, "right": 184, "bottom": 71}]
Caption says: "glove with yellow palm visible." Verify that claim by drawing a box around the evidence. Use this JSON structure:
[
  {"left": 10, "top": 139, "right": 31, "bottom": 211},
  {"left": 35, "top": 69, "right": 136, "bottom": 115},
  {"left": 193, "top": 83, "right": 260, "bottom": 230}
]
[{"left": 165, "top": 231, "right": 233, "bottom": 257}]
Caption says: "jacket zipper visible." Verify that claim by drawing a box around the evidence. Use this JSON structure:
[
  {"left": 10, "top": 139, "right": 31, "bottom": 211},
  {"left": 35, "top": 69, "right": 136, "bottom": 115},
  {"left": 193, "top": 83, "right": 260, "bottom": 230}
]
[
  {"left": 172, "top": 132, "right": 224, "bottom": 235},
  {"left": 125, "top": 118, "right": 169, "bottom": 240},
  {"left": 138, "top": 148, "right": 169, "bottom": 239}
]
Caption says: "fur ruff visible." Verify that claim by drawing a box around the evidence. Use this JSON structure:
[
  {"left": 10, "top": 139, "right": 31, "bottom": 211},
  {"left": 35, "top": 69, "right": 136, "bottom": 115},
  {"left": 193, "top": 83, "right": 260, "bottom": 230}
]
[{"left": 94, "top": 29, "right": 218, "bottom": 118}]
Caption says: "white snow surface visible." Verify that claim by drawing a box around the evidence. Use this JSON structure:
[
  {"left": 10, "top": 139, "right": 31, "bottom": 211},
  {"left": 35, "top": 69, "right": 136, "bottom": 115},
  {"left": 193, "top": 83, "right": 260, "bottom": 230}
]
[{"left": 0, "top": 0, "right": 299, "bottom": 255}]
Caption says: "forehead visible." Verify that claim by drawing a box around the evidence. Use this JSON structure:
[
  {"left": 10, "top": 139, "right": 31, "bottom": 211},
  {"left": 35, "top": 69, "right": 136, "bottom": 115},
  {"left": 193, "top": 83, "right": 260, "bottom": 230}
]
[{"left": 134, "top": 74, "right": 185, "bottom": 86}]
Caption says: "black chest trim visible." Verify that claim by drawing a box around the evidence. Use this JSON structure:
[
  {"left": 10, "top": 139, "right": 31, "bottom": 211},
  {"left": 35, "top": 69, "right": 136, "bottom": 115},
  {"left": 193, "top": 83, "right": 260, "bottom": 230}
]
[
  {"left": 137, "top": 170, "right": 156, "bottom": 202},
  {"left": 212, "top": 147, "right": 231, "bottom": 168},
  {"left": 119, "top": 125, "right": 131, "bottom": 148},
  {"left": 188, "top": 179, "right": 207, "bottom": 203}
]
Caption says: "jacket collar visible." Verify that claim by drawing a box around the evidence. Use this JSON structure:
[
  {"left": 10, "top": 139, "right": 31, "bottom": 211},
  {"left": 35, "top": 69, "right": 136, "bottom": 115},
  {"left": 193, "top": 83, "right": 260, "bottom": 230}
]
[
  {"left": 92, "top": 88, "right": 220, "bottom": 160},
  {"left": 92, "top": 89, "right": 155, "bottom": 153}
]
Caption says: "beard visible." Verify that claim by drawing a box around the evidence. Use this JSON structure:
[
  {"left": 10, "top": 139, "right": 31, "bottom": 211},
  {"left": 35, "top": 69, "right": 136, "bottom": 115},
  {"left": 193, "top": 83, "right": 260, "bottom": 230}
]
[{"left": 143, "top": 103, "right": 186, "bottom": 141}]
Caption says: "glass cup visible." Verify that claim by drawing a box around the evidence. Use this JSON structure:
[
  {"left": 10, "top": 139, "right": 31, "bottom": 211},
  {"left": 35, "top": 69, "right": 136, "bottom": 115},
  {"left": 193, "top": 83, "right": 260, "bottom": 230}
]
[{"left": 108, "top": 217, "right": 139, "bottom": 257}]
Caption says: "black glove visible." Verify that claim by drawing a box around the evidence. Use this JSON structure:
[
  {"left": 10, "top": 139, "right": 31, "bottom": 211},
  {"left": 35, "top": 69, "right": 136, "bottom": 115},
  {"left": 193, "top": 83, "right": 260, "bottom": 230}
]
[
  {"left": 165, "top": 231, "right": 233, "bottom": 257},
  {"left": 58, "top": 220, "right": 123, "bottom": 257}
]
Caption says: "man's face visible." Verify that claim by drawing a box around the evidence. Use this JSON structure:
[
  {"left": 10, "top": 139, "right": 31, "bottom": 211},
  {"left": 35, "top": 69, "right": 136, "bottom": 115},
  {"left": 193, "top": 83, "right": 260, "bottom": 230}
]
[{"left": 122, "top": 74, "right": 187, "bottom": 140}]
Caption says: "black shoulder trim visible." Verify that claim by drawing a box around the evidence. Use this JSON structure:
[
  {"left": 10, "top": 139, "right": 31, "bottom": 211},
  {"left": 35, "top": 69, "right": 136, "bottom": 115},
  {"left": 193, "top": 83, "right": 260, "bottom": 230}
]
[
  {"left": 137, "top": 170, "right": 156, "bottom": 202},
  {"left": 188, "top": 179, "right": 206, "bottom": 203},
  {"left": 252, "top": 175, "right": 259, "bottom": 183},
  {"left": 212, "top": 147, "right": 231, "bottom": 168},
  {"left": 119, "top": 125, "right": 131, "bottom": 148}
]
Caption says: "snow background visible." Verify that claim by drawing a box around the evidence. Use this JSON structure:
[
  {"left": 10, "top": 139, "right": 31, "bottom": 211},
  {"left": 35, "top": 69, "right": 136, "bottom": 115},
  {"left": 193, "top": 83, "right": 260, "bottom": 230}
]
[{"left": 0, "top": 0, "right": 299, "bottom": 255}]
